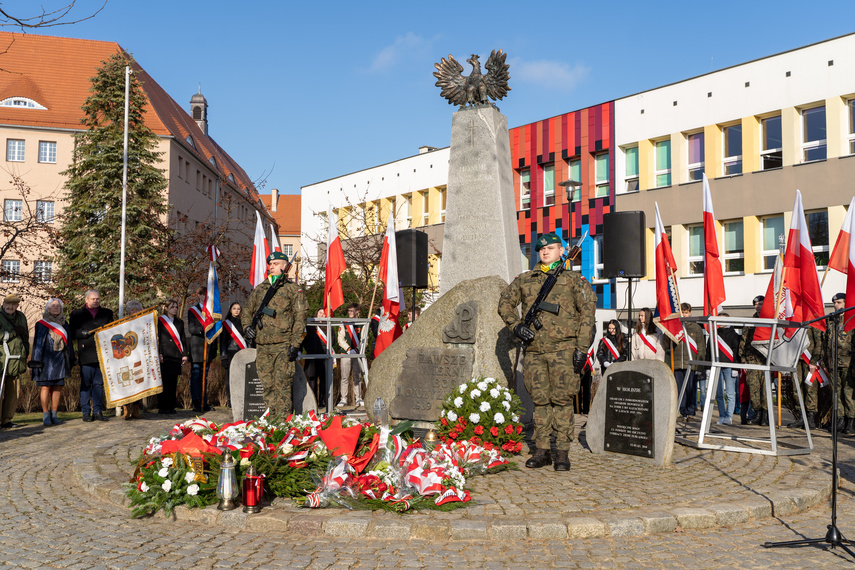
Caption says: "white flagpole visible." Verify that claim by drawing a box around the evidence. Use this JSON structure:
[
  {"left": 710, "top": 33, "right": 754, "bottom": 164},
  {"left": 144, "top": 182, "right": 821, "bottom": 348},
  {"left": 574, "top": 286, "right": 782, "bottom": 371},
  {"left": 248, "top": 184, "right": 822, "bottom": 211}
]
[{"left": 118, "top": 65, "right": 131, "bottom": 318}]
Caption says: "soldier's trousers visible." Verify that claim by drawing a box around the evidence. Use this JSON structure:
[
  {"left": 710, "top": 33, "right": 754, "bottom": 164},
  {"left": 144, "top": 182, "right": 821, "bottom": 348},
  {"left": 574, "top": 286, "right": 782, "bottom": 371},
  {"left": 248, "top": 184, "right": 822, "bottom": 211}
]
[
  {"left": 835, "top": 367, "right": 855, "bottom": 419},
  {"left": 256, "top": 342, "right": 295, "bottom": 417},
  {"left": 797, "top": 362, "right": 818, "bottom": 412},
  {"left": 746, "top": 369, "right": 766, "bottom": 411},
  {"left": 523, "top": 349, "right": 579, "bottom": 451}
]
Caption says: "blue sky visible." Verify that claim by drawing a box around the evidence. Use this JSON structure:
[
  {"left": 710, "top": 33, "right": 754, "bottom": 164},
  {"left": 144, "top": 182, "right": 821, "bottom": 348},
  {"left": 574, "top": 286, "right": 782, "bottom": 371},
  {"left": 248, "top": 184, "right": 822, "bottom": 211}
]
[{"left": 12, "top": 0, "right": 854, "bottom": 195}]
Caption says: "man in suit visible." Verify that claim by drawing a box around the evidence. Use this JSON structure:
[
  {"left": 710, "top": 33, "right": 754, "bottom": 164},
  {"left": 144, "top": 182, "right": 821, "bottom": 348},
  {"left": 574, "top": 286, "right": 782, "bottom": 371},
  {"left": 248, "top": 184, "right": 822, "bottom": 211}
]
[
  {"left": 69, "top": 289, "right": 114, "bottom": 422},
  {"left": 157, "top": 298, "right": 189, "bottom": 414},
  {"left": 187, "top": 287, "right": 216, "bottom": 412}
]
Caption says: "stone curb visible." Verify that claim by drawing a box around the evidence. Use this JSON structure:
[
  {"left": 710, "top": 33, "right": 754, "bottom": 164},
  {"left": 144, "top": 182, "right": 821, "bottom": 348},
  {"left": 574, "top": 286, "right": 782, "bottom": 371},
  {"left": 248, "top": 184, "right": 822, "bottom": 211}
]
[{"left": 71, "top": 441, "right": 834, "bottom": 541}]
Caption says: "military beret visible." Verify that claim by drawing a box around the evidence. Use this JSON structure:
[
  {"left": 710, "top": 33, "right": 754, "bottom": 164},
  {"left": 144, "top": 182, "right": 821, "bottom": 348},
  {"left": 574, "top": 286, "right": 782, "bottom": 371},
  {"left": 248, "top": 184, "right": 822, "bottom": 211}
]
[
  {"left": 3, "top": 294, "right": 20, "bottom": 304},
  {"left": 752, "top": 295, "right": 765, "bottom": 305},
  {"left": 833, "top": 292, "right": 846, "bottom": 302},
  {"left": 535, "top": 233, "right": 562, "bottom": 252},
  {"left": 267, "top": 251, "right": 288, "bottom": 263}
]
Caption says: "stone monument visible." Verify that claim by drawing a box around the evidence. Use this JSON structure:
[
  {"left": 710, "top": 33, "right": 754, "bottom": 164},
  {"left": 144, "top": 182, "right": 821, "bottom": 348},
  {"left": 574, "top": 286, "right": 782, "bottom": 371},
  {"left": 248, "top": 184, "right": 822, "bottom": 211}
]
[
  {"left": 229, "top": 348, "right": 316, "bottom": 422},
  {"left": 586, "top": 360, "right": 677, "bottom": 467}
]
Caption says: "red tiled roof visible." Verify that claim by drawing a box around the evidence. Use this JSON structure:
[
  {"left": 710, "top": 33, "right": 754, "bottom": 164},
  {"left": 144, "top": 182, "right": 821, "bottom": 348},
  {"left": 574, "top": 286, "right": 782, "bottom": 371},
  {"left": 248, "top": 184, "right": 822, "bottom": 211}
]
[
  {"left": 0, "top": 32, "right": 266, "bottom": 213},
  {"left": 260, "top": 194, "right": 301, "bottom": 235}
]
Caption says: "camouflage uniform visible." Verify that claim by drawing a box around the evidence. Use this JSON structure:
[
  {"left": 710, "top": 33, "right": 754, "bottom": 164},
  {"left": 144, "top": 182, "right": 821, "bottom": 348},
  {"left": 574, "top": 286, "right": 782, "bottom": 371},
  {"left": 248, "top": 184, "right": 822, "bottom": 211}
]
[
  {"left": 740, "top": 313, "right": 767, "bottom": 412},
  {"left": 498, "top": 266, "right": 597, "bottom": 451},
  {"left": 824, "top": 322, "right": 855, "bottom": 419},
  {"left": 797, "top": 327, "right": 822, "bottom": 413},
  {"left": 241, "top": 276, "right": 309, "bottom": 416}
]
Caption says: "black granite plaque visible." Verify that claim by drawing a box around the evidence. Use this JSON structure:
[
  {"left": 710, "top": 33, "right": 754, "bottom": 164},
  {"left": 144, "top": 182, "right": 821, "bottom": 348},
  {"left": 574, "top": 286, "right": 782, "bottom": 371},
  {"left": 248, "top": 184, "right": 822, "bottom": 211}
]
[
  {"left": 243, "top": 361, "right": 266, "bottom": 420},
  {"left": 603, "top": 370, "right": 654, "bottom": 458},
  {"left": 389, "top": 347, "right": 475, "bottom": 421}
]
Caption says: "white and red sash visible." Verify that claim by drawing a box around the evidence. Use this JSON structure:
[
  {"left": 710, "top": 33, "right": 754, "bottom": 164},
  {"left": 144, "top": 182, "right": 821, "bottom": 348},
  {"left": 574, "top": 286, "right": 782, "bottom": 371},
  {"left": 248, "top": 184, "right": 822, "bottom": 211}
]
[
  {"left": 158, "top": 316, "right": 184, "bottom": 354},
  {"left": 346, "top": 324, "right": 360, "bottom": 350},
  {"left": 223, "top": 319, "right": 247, "bottom": 350},
  {"left": 684, "top": 333, "right": 698, "bottom": 355},
  {"left": 604, "top": 336, "right": 621, "bottom": 359},
  {"left": 37, "top": 320, "right": 67, "bottom": 344},
  {"left": 717, "top": 337, "right": 734, "bottom": 362},
  {"left": 801, "top": 348, "right": 812, "bottom": 366},
  {"left": 584, "top": 345, "right": 595, "bottom": 372},
  {"left": 316, "top": 328, "right": 328, "bottom": 346},
  {"left": 639, "top": 332, "right": 658, "bottom": 354},
  {"left": 189, "top": 305, "right": 210, "bottom": 328},
  {"left": 805, "top": 365, "right": 830, "bottom": 387}
]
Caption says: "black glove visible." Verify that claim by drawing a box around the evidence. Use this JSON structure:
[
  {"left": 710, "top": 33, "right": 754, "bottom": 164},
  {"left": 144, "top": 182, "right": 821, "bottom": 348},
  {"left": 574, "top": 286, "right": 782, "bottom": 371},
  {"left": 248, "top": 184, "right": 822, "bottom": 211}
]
[
  {"left": 513, "top": 323, "right": 535, "bottom": 343},
  {"left": 572, "top": 350, "right": 586, "bottom": 374},
  {"left": 243, "top": 326, "right": 256, "bottom": 342},
  {"left": 28, "top": 360, "right": 43, "bottom": 370},
  {"left": 288, "top": 346, "right": 299, "bottom": 362}
]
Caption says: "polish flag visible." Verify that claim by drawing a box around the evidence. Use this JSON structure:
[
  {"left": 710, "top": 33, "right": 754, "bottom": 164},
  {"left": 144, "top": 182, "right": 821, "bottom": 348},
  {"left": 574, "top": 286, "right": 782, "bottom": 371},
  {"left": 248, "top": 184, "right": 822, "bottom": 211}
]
[
  {"left": 828, "top": 197, "right": 855, "bottom": 275},
  {"left": 323, "top": 206, "right": 346, "bottom": 316},
  {"left": 782, "top": 190, "right": 825, "bottom": 332},
  {"left": 269, "top": 223, "right": 281, "bottom": 253},
  {"left": 844, "top": 204, "right": 855, "bottom": 330},
  {"left": 250, "top": 211, "right": 270, "bottom": 288},
  {"left": 652, "top": 203, "right": 684, "bottom": 343},
  {"left": 754, "top": 251, "right": 791, "bottom": 342},
  {"left": 702, "top": 174, "right": 726, "bottom": 316},
  {"left": 374, "top": 216, "right": 404, "bottom": 357}
]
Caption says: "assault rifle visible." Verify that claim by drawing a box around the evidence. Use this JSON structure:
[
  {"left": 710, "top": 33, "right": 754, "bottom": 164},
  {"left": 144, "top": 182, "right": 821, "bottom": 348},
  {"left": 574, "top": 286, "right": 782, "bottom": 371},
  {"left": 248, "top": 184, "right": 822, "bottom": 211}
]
[{"left": 244, "top": 256, "right": 293, "bottom": 348}]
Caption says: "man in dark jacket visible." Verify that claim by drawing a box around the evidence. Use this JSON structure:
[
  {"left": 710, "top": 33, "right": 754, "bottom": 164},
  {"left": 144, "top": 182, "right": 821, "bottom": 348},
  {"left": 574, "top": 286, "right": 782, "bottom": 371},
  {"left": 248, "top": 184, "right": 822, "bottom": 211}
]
[
  {"left": 69, "top": 290, "right": 113, "bottom": 422},
  {"left": 187, "top": 286, "right": 216, "bottom": 412},
  {"left": 0, "top": 294, "right": 28, "bottom": 428}
]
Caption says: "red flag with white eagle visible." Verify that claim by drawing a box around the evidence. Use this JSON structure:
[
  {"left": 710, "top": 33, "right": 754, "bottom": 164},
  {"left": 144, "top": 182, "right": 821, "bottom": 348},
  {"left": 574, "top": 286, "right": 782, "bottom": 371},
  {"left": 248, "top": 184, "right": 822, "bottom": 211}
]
[
  {"left": 782, "top": 190, "right": 826, "bottom": 332},
  {"left": 652, "top": 203, "right": 684, "bottom": 344},
  {"left": 374, "top": 216, "right": 404, "bottom": 357},
  {"left": 323, "top": 206, "right": 346, "bottom": 317},
  {"left": 250, "top": 211, "right": 270, "bottom": 288},
  {"left": 702, "top": 174, "right": 726, "bottom": 317}
]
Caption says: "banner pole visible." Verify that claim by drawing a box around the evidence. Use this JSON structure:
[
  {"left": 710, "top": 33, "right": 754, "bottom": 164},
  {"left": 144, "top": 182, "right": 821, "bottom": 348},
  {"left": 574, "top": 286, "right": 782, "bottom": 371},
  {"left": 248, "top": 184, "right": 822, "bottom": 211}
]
[{"left": 202, "top": 340, "right": 208, "bottom": 412}]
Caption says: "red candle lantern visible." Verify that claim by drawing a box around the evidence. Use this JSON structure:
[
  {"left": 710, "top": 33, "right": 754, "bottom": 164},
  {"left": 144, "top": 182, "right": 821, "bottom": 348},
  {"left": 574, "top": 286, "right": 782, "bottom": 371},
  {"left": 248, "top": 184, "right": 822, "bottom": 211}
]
[{"left": 242, "top": 465, "right": 263, "bottom": 513}]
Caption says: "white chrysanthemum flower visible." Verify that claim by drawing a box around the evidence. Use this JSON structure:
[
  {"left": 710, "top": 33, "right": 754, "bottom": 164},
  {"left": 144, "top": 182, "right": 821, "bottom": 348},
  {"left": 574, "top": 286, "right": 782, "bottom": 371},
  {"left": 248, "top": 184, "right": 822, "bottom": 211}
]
[
  {"left": 470, "top": 389, "right": 482, "bottom": 399},
  {"left": 494, "top": 412, "right": 505, "bottom": 424},
  {"left": 447, "top": 411, "right": 458, "bottom": 422},
  {"left": 489, "top": 388, "right": 500, "bottom": 399},
  {"left": 459, "top": 384, "right": 467, "bottom": 394},
  {"left": 184, "top": 472, "right": 196, "bottom": 484},
  {"left": 453, "top": 397, "right": 463, "bottom": 408},
  {"left": 140, "top": 482, "right": 149, "bottom": 493},
  {"left": 479, "top": 401, "right": 491, "bottom": 412},
  {"left": 504, "top": 391, "right": 512, "bottom": 401},
  {"left": 511, "top": 414, "right": 520, "bottom": 422},
  {"left": 440, "top": 409, "right": 446, "bottom": 418},
  {"left": 162, "top": 479, "right": 172, "bottom": 492},
  {"left": 502, "top": 400, "right": 511, "bottom": 411},
  {"left": 157, "top": 467, "right": 169, "bottom": 478},
  {"left": 484, "top": 377, "right": 496, "bottom": 384},
  {"left": 477, "top": 381, "right": 488, "bottom": 391},
  {"left": 279, "top": 443, "right": 294, "bottom": 455},
  {"left": 161, "top": 457, "right": 173, "bottom": 468},
  {"left": 187, "top": 484, "right": 199, "bottom": 496},
  {"left": 469, "top": 413, "right": 480, "bottom": 424}
]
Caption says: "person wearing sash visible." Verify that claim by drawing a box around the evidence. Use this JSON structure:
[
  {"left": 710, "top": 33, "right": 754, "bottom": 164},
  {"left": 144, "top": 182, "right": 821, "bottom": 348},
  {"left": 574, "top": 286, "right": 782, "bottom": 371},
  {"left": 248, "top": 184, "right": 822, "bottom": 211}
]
[
  {"left": 741, "top": 295, "right": 768, "bottom": 426},
  {"left": 666, "top": 303, "right": 707, "bottom": 422},
  {"left": 0, "top": 294, "right": 28, "bottom": 429},
  {"left": 597, "top": 319, "right": 628, "bottom": 373},
  {"left": 336, "top": 303, "right": 364, "bottom": 408},
  {"left": 712, "top": 312, "right": 741, "bottom": 425},
  {"left": 302, "top": 308, "right": 329, "bottom": 409},
  {"left": 187, "top": 286, "right": 216, "bottom": 413},
  {"left": 158, "top": 298, "right": 189, "bottom": 415},
  {"left": 220, "top": 302, "right": 246, "bottom": 407},
  {"left": 29, "top": 298, "right": 74, "bottom": 426},
  {"left": 631, "top": 308, "right": 664, "bottom": 361},
  {"left": 69, "top": 289, "right": 113, "bottom": 422}
]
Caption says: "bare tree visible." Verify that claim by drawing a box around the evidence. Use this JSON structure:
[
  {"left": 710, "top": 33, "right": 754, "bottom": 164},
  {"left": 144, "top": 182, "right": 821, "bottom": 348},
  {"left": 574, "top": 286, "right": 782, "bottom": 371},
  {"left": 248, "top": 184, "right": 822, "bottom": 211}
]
[{"left": 0, "top": 1, "right": 107, "bottom": 29}]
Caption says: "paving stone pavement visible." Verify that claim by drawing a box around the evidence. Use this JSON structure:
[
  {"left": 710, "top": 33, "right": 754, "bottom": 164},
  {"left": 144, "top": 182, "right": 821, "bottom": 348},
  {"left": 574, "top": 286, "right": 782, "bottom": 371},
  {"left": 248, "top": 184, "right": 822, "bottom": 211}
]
[{"left": 2, "top": 409, "right": 855, "bottom": 568}]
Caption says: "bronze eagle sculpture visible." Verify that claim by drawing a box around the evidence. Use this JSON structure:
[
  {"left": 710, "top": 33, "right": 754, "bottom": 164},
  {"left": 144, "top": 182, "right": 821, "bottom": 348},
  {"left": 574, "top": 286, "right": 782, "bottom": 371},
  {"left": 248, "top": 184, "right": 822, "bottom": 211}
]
[{"left": 433, "top": 50, "right": 510, "bottom": 106}]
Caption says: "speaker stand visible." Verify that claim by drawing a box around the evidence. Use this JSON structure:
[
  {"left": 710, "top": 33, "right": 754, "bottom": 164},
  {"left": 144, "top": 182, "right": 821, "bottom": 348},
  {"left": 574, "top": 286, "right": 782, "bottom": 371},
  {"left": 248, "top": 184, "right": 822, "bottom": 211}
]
[{"left": 625, "top": 277, "right": 633, "bottom": 361}]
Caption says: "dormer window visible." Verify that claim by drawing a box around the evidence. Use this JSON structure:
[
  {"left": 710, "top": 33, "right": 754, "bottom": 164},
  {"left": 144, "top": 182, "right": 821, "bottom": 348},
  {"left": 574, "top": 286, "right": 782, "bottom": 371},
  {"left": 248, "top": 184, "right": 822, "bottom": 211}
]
[
  {"left": 0, "top": 97, "right": 46, "bottom": 110},
  {"left": 185, "top": 135, "right": 195, "bottom": 148},
  {"left": 228, "top": 173, "right": 235, "bottom": 183}
]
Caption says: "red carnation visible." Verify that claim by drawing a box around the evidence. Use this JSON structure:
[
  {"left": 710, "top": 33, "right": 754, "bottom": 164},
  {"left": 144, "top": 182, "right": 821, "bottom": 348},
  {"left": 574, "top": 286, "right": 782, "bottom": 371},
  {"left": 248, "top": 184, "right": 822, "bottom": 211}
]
[
  {"left": 484, "top": 442, "right": 494, "bottom": 450},
  {"left": 490, "top": 426, "right": 499, "bottom": 437},
  {"left": 474, "top": 426, "right": 484, "bottom": 435},
  {"left": 449, "top": 431, "right": 458, "bottom": 439},
  {"left": 458, "top": 418, "right": 467, "bottom": 428},
  {"left": 441, "top": 417, "right": 448, "bottom": 426},
  {"left": 516, "top": 425, "right": 523, "bottom": 435},
  {"left": 504, "top": 424, "right": 514, "bottom": 435},
  {"left": 515, "top": 442, "right": 523, "bottom": 453}
]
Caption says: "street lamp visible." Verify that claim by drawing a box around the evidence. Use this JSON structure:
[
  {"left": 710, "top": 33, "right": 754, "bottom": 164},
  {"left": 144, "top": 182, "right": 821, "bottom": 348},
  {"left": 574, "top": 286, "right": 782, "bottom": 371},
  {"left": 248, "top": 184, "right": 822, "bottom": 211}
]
[{"left": 558, "top": 179, "right": 582, "bottom": 239}]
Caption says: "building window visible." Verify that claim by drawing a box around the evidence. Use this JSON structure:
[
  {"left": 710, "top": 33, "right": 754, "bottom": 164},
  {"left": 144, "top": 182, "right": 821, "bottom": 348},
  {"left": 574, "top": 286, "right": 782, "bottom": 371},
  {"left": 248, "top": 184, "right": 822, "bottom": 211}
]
[
  {"left": 440, "top": 188, "right": 446, "bottom": 223},
  {"left": 723, "top": 220, "right": 744, "bottom": 274},
  {"left": 38, "top": 141, "right": 56, "bottom": 164},
  {"left": 6, "top": 139, "right": 24, "bottom": 162},
  {"left": 762, "top": 215, "right": 785, "bottom": 270},
  {"left": 568, "top": 159, "right": 582, "bottom": 201},
  {"left": 1, "top": 260, "right": 20, "bottom": 283},
  {"left": 185, "top": 135, "right": 195, "bottom": 148},
  {"left": 519, "top": 169, "right": 530, "bottom": 210},
  {"left": 807, "top": 210, "right": 829, "bottom": 268},
  {"left": 593, "top": 235, "right": 604, "bottom": 280},
  {"left": 802, "top": 105, "right": 827, "bottom": 162},
  {"left": 422, "top": 191, "right": 430, "bottom": 225},
  {"left": 654, "top": 140, "right": 671, "bottom": 187},
  {"left": 36, "top": 200, "right": 54, "bottom": 223},
  {"left": 282, "top": 244, "right": 294, "bottom": 258},
  {"left": 687, "top": 132, "right": 705, "bottom": 181},
  {"left": 542, "top": 164, "right": 555, "bottom": 207},
  {"left": 405, "top": 195, "right": 412, "bottom": 228},
  {"left": 623, "top": 146, "right": 638, "bottom": 192},
  {"left": 761, "top": 115, "right": 783, "bottom": 170},
  {"left": 34, "top": 260, "right": 52, "bottom": 283},
  {"left": 722, "top": 124, "right": 742, "bottom": 175},
  {"left": 4, "top": 199, "right": 22, "bottom": 222},
  {"left": 0, "top": 97, "right": 46, "bottom": 109},
  {"left": 687, "top": 224, "right": 704, "bottom": 275},
  {"left": 520, "top": 243, "right": 531, "bottom": 270},
  {"left": 594, "top": 154, "right": 609, "bottom": 197},
  {"left": 848, "top": 99, "right": 855, "bottom": 155}
]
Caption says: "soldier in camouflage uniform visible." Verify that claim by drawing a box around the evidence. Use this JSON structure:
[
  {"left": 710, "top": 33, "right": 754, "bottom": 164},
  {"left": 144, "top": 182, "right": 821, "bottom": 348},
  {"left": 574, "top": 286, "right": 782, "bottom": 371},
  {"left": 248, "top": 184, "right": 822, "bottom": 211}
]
[
  {"left": 825, "top": 293, "right": 855, "bottom": 434},
  {"left": 242, "top": 252, "right": 309, "bottom": 416},
  {"left": 741, "top": 295, "right": 769, "bottom": 426},
  {"left": 498, "top": 233, "right": 596, "bottom": 472}
]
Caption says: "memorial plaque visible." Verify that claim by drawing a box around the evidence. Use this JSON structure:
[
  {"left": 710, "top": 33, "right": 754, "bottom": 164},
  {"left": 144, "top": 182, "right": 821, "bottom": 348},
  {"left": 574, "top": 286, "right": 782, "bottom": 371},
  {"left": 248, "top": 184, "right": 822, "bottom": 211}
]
[
  {"left": 243, "top": 360, "right": 267, "bottom": 421},
  {"left": 603, "top": 370, "right": 654, "bottom": 458},
  {"left": 390, "top": 347, "right": 475, "bottom": 421}
]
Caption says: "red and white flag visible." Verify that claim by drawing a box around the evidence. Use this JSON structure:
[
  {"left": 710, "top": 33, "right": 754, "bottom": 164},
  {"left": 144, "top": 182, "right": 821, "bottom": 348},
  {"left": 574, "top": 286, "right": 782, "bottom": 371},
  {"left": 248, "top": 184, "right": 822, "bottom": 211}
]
[
  {"left": 323, "top": 206, "right": 346, "bottom": 316},
  {"left": 754, "top": 250, "right": 791, "bottom": 342},
  {"left": 828, "top": 196, "right": 855, "bottom": 275},
  {"left": 652, "top": 203, "right": 684, "bottom": 344},
  {"left": 702, "top": 174, "right": 726, "bottom": 317},
  {"left": 269, "top": 223, "right": 281, "bottom": 254},
  {"left": 250, "top": 211, "right": 270, "bottom": 288},
  {"left": 374, "top": 216, "right": 404, "bottom": 358},
  {"left": 844, "top": 200, "right": 855, "bottom": 330},
  {"left": 782, "top": 190, "right": 826, "bottom": 332}
]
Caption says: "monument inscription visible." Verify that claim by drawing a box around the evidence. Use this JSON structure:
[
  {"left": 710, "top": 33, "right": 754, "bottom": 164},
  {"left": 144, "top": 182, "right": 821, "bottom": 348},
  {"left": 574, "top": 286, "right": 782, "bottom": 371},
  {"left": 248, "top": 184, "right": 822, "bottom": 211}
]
[
  {"left": 243, "top": 361, "right": 267, "bottom": 421},
  {"left": 390, "top": 347, "right": 475, "bottom": 421},
  {"left": 603, "top": 370, "right": 655, "bottom": 458}
]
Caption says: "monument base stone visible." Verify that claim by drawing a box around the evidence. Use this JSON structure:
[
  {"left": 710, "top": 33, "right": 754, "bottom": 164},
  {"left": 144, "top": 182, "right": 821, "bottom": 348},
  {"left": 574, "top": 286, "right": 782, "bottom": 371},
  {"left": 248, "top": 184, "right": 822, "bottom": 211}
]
[{"left": 229, "top": 348, "right": 317, "bottom": 422}]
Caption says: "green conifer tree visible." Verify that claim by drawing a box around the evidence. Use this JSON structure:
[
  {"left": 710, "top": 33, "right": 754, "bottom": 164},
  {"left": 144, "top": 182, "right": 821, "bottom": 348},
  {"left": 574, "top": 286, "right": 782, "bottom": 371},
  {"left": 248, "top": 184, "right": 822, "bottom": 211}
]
[{"left": 53, "top": 52, "right": 171, "bottom": 308}]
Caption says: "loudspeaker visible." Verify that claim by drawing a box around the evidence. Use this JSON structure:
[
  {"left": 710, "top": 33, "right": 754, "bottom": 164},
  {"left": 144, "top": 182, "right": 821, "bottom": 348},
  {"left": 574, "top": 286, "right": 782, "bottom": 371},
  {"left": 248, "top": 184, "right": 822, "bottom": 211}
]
[
  {"left": 396, "top": 229, "right": 428, "bottom": 288},
  {"left": 603, "top": 211, "right": 646, "bottom": 278}
]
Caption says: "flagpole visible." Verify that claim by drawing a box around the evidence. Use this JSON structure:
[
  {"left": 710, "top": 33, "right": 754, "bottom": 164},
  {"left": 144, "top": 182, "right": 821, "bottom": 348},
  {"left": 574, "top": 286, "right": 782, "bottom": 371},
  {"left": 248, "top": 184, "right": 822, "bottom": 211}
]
[
  {"left": 118, "top": 65, "right": 131, "bottom": 318},
  {"left": 201, "top": 341, "right": 208, "bottom": 412},
  {"left": 821, "top": 265, "right": 830, "bottom": 287}
]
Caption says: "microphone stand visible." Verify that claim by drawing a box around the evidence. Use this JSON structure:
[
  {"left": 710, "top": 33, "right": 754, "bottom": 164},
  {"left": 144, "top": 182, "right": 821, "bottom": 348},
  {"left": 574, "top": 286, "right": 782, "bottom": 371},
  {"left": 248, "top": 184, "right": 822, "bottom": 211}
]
[{"left": 763, "top": 304, "right": 855, "bottom": 557}]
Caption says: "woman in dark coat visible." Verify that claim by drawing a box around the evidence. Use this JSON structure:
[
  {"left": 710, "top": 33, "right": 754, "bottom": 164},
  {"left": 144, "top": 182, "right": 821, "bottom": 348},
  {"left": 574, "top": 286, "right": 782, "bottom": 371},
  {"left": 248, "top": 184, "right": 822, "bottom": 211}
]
[
  {"left": 597, "top": 319, "right": 628, "bottom": 374},
  {"left": 157, "top": 298, "right": 188, "bottom": 414},
  {"left": 220, "top": 302, "right": 244, "bottom": 407},
  {"left": 29, "top": 298, "right": 75, "bottom": 426}
]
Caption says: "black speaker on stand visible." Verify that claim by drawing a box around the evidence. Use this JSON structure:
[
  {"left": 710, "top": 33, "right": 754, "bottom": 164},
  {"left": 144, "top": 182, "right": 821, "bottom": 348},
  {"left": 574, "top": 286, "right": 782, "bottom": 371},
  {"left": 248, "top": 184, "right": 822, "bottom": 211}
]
[
  {"left": 603, "top": 211, "right": 647, "bottom": 359},
  {"left": 396, "top": 229, "right": 429, "bottom": 318}
]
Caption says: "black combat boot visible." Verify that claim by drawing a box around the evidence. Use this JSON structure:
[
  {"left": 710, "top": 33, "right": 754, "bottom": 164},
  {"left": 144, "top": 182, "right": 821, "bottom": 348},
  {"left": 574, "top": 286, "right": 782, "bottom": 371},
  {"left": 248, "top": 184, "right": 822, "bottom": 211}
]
[
  {"left": 553, "top": 449, "right": 570, "bottom": 471},
  {"left": 747, "top": 409, "right": 763, "bottom": 425},
  {"left": 787, "top": 414, "right": 806, "bottom": 429},
  {"left": 525, "top": 448, "right": 552, "bottom": 469},
  {"left": 843, "top": 417, "right": 853, "bottom": 435},
  {"left": 808, "top": 412, "right": 817, "bottom": 430},
  {"left": 759, "top": 409, "right": 770, "bottom": 426}
]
